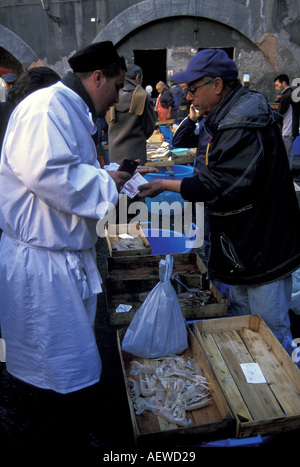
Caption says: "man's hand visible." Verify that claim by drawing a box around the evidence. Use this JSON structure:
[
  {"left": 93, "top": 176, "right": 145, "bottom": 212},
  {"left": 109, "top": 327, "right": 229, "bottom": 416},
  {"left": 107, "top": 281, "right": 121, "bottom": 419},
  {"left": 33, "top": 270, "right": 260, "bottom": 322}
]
[
  {"left": 136, "top": 166, "right": 159, "bottom": 175},
  {"left": 138, "top": 179, "right": 181, "bottom": 199},
  {"left": 138, "top": 179, "right": 165, "bottom": 199},
  {"left": 189, "top": 104, "right": 201, "bottom": 122},
  {"left": 108, "top": 170, "right": 131, "bottom": 191},
  {"left": 132, "top": 159, "right": 159, "bottom": 176}
]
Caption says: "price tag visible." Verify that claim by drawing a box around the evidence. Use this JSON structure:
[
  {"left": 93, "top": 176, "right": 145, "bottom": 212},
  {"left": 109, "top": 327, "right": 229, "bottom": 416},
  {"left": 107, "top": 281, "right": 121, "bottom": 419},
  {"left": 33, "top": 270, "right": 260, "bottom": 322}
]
[{"left": 240, "top": 363, "right": 267, "bottom": 384}]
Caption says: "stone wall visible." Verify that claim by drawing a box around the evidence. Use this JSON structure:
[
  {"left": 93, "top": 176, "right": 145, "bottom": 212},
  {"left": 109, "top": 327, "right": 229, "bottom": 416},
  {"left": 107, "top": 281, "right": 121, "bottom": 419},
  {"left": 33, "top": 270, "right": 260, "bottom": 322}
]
[{"left": 0, "top": 0, "right": 300, "bottom": 101}]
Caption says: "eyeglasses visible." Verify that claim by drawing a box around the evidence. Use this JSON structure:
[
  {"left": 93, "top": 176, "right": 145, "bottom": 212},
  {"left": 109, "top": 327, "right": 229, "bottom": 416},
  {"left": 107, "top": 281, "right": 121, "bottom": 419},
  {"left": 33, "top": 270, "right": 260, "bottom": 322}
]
[{"left": 187, "top": 81, "right": 211, "bottom": 97}]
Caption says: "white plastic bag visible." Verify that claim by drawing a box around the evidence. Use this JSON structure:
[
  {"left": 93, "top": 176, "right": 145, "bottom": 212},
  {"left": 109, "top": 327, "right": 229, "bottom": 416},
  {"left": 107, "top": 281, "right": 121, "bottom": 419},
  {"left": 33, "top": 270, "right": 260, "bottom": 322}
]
[{"left": 121, "top": 255, "right": 188, "bottom": 358}]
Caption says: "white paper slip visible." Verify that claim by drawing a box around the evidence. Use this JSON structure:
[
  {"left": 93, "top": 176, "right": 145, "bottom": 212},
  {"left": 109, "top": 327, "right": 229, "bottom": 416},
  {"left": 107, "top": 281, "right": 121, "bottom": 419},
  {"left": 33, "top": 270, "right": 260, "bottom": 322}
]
[
  {"left": 118, "top": 233, "right": 134, "bottom": 239},
  {"left": 240, "top": 362, "right": 267, "bottom": 384},
  {"left": 116, "top": 304, "right": 132, "bottom": 313}
]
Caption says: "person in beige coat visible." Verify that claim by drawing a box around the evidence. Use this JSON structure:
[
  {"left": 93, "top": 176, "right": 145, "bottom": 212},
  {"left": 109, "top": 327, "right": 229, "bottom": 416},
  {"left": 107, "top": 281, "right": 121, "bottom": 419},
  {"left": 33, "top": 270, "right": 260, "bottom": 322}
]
[{"left": 107, "top": 64, "right": 156, "bottom": 165}]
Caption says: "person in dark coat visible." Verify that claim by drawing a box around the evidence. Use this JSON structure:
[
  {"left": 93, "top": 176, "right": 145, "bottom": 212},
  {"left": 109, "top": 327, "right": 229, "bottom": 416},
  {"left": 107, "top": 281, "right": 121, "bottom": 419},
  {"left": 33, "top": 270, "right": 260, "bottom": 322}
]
[
  {"left": 0, "top": 67, "right": 61, "bottom": 153},
  {"left": 139, "top": 49, "right": 300, "bottom": 343},
  {"left": 274, "top": 73, "right": 300, "bottom": 168},
  {"left": 106, "top": 64, "right": 156, "bottom": 165},
  {"left": 155, "top": 81, "right": 174, "bottom": 121},
  {"left": 177, "top": 83, "right": 191, "bottom": 123}
]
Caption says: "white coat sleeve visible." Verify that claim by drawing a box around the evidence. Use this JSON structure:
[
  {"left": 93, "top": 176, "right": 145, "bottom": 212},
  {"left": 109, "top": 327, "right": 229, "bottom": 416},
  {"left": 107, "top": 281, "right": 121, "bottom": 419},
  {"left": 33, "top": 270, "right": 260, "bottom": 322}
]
[{"left": 5, "top": 100, "right": 118, "bottom": 219}]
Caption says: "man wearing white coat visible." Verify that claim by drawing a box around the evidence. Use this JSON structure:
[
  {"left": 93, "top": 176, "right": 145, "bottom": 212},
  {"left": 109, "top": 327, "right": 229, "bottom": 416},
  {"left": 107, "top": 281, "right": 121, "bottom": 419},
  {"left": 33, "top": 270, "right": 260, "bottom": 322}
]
[{"left": 0, "top": 42, "right": 130, "bottom": 396}]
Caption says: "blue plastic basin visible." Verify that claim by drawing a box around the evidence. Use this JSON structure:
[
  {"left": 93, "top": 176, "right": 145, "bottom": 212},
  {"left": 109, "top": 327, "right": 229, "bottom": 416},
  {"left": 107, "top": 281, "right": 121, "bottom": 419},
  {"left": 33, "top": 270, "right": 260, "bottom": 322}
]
[
  {"left": 158, "top": 125, "right": 173, "bottom": 144},
  {"left": 144, "top": 165, "right": 193, "bottom": 212},
  {"left": 144, "top": 228, "right": 193, "bottom": 255},
  {"left": 294, "top": 136, "right": 300, "bottom": 156}
]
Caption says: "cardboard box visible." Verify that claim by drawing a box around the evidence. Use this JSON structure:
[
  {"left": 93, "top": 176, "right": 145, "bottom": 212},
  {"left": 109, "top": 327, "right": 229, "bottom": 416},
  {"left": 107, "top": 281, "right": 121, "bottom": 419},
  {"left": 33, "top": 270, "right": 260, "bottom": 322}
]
[
  {"left": 106, "top": 252, "right": 227, "bottom": 325},
  {"left": 193, "top": 315, "right": 300, "bottom": 438},
  {"left": 117, "top": 326, "right": 235, "bottom": 447}
]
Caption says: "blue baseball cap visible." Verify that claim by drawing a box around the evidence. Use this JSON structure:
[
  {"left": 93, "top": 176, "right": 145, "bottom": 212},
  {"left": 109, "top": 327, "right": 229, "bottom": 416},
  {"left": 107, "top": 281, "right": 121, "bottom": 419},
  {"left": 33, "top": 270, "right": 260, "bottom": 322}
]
[
  {"left": 171, "top": 49, "right": 238, "bottom": 84},
  {"left": 2, "top": 73, "right": 17, "bottom": 83}
]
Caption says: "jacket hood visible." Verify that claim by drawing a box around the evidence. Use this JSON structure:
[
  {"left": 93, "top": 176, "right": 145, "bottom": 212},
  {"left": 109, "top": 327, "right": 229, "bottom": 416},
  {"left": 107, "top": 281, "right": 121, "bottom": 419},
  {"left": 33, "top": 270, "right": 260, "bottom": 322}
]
[
  {"left": 114, "top": 78, "right": 137, "bottom": 113},
  {"left": 205, "top": 84, "right": 279, "bottom": 136}
]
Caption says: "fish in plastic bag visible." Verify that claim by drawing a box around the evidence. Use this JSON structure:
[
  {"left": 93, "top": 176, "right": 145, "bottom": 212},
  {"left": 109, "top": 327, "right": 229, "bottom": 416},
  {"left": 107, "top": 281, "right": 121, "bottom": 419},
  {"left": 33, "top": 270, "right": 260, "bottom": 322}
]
[{"left": 121, "top": 255, "right": 188, "bottom": 358}]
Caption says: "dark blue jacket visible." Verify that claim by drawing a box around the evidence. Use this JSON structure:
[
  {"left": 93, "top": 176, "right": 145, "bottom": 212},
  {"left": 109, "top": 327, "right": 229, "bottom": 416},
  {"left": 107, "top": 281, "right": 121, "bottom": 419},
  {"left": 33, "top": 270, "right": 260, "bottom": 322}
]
[
  {"left": 180, "top": 84, "right": 300, "bottom": 285},
  {"left": 172, "top": 116, "right": 210, "bottom": 173}
]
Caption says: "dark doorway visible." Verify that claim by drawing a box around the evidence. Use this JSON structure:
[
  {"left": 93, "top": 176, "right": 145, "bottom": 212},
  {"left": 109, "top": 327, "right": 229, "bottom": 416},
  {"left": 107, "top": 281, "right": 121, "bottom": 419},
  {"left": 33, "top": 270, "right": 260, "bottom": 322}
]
[
  {"left": 198, "top": 47, "right": 235, "bottom": 59},
  {"left": 134, "top": 49, "right": 166, "bottom": 98}
]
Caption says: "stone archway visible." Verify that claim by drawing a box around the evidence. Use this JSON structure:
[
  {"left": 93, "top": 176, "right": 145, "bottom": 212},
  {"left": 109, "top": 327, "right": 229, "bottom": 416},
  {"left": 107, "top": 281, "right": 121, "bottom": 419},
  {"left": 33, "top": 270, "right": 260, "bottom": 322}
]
[
  {"left": 0, "top": 25, "right": 39, "bottom": 70},
  {"left": 94, "top": 0, "right": 268, "bottom": 47}
]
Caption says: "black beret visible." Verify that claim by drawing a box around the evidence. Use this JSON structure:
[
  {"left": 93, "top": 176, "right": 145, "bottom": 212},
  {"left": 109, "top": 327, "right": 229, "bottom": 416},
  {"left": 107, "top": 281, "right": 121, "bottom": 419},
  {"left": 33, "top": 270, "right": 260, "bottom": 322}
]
[{"left": 68, "top": 41, "right": 121, "bottom": 72}]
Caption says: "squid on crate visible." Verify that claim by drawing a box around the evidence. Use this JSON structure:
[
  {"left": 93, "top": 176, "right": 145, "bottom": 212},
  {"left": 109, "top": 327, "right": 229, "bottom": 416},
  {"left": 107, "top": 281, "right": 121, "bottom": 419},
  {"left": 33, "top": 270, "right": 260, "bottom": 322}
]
[{"left": 127, "top": 355, "right": 212, "bottom": 427}]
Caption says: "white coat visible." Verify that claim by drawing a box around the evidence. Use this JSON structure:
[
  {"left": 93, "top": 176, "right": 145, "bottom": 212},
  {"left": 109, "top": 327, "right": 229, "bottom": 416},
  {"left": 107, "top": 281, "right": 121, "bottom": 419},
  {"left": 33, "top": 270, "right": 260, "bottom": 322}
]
[{"left": 0, "top": 81, "right": 118, "bottom": 393}]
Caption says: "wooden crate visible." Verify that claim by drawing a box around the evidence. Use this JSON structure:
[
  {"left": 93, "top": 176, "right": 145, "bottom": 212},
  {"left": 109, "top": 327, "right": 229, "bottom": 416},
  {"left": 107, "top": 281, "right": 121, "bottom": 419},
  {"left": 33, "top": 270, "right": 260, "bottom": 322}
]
[
  {"left": 193, "top": 315, "right": 300, "bottom": 438},
  {"left": 105, "top": 223, "right": 151, "bottom": 257},
  {"left": 106, "top": 252, "right": 227, "bottom": 325},
  {"left": 171, "top": 149, "right": 196, "bottom": 165},
  {"left": 117, "top": 326, "right": 235, "bottom": 447}
]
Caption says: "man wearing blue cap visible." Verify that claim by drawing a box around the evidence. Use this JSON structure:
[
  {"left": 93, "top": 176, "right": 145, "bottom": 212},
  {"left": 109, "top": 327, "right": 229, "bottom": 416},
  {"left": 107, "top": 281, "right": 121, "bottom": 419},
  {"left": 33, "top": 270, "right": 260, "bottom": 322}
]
[
  {"left": 2, "top": 73, "right": 17, "bottom": 93},
  {"left": 139, "top": 49, "right": 300, "bottom": 343}
]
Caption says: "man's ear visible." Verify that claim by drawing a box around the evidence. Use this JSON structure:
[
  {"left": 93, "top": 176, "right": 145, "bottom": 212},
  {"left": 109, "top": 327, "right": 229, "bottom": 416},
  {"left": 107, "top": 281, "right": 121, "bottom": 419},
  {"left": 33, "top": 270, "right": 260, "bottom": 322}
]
[
  {"left": 94, "top": 70, "right": 104, "bottom": 88},
  {"left": 214, "top": 77, "right": 225, "bottom": 95}
]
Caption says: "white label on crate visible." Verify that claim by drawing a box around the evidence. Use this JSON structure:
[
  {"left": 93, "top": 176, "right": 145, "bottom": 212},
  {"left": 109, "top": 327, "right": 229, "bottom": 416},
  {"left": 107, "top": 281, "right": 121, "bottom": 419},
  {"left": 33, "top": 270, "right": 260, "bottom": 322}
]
[
  {"left": 118, "top": 233, "right": 134, "bottom": 239},
  {"left": 116, "top": 304, "right": 132, "bottom": 313},
  {"left": 240, "top": 363, "right": 267, "bottom": 384}
]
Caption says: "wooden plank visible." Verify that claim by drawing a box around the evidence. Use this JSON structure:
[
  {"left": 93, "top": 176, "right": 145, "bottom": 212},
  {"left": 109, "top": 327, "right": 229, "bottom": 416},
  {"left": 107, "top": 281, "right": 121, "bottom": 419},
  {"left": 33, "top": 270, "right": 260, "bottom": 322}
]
[
  {"left": 145, "top": 160, "right": 174, "bottom": 167},
  {"left": 109, "top": 304, "right": 227, "bottom": 326},
  {"left": 108, "top": 287, "right": 226, "bottom": 324},
  {"left": 116, "top": 334, "right": 141, "bottom": 443},
  {"left": 165, "top": 166, "right": 174, "bottom": 174},
  {"left": 155, "top": 119, "right": 176, "bottom": 126},
  {"left": 249, "top": 314, "right": 261, "bottom": 332},
  {"left": 108, "top": 252, "right": 200, "bottom": 272},
  {"left": 195, "top": 315, "right": 251, "bottom": 335},
  {"left": 188, "top": 328, "right": 232, "bottom": 421},
  {"left": 196, "top": 331, "right": 252, "bottom": 423},
  {"left": 240, "top": 327, "right": 300, "bottom": 415},
  {"left": 254, "top": 318, "right": 300, "bottom": 386},
  {"left": 213, "top": 331, "right": 284, "bottom": 420},
  {"left": 180, "top": 303, "right": 227, "bottom": 320},
  {"left": 237, "top": 414, "right": 300, "bottom": 439}
]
